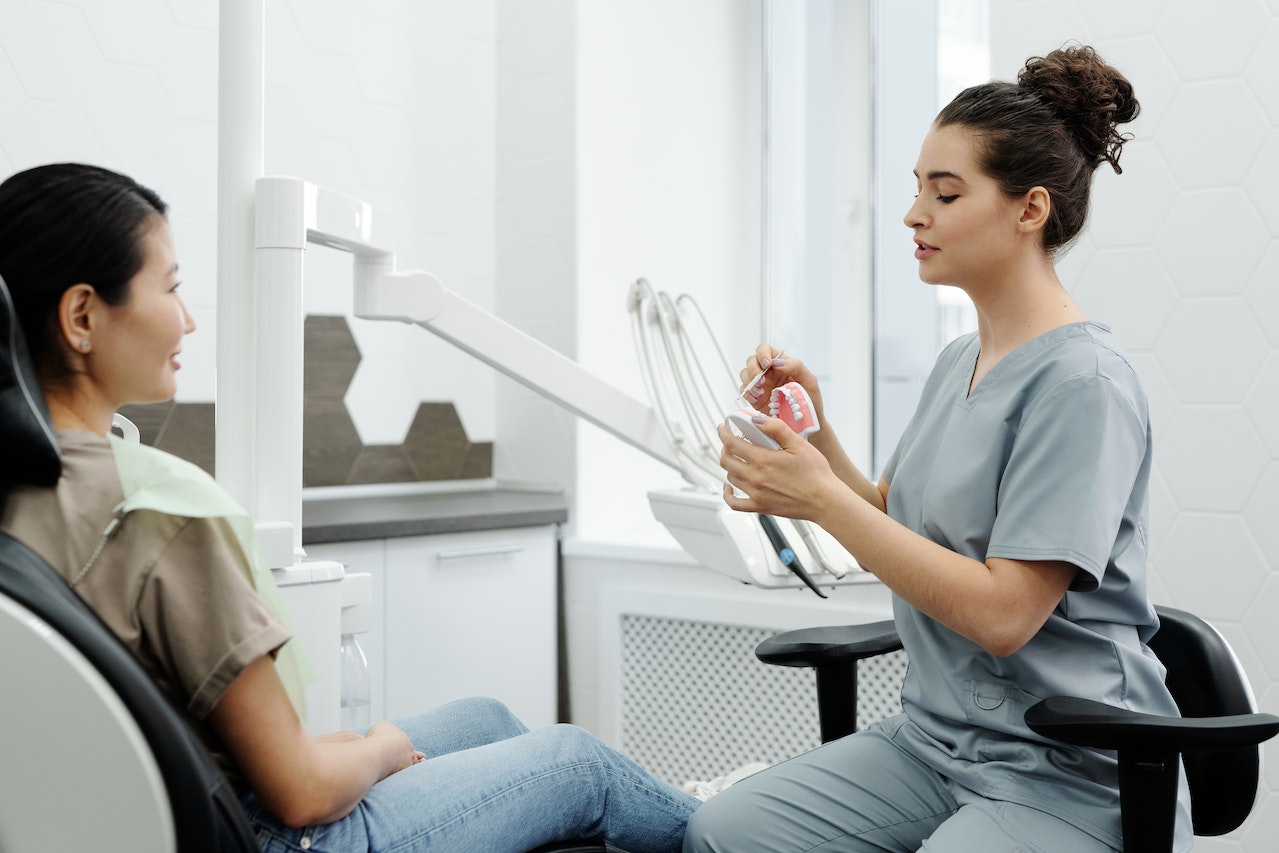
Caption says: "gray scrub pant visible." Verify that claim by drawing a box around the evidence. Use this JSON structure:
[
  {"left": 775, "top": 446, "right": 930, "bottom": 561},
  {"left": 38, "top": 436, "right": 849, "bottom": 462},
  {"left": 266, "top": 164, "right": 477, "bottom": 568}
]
[{"left": 682, "top": 717, "right": 1117, "bottom": 853}]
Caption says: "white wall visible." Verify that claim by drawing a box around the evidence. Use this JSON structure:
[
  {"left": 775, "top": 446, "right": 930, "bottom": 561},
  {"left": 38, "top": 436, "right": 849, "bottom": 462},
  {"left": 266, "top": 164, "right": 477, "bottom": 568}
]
[
  {"left": 988, "top": 2, "right": 1279, "bottom": 848},
  {"left": 0, "top": 0, "right": 498, "bottom": 448}
]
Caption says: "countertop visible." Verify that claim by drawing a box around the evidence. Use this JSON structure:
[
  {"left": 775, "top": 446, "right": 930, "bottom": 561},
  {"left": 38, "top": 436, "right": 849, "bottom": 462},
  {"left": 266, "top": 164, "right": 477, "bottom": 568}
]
[{"left": 301, "top": 484, "right": 569, "bottom": 545}]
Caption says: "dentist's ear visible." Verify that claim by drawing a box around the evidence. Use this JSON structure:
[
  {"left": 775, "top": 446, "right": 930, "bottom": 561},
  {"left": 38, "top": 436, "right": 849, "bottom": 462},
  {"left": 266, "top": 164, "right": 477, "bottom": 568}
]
[{"left": 1017, "top": 186, "right": 1051, "bottom": 234}]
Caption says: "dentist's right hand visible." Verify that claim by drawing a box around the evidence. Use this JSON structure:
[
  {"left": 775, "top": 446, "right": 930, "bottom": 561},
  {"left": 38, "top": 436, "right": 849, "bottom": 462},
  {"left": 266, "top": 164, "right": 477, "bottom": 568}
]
[{"left": 740, "top": 346, "right": 828, "bottom": 429}]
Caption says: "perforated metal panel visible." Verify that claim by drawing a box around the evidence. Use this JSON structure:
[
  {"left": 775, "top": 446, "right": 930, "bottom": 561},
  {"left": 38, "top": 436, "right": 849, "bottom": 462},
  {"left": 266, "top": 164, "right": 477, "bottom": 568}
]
[{"left": 619, "top": 614, "right": 907, "bottom": 785}]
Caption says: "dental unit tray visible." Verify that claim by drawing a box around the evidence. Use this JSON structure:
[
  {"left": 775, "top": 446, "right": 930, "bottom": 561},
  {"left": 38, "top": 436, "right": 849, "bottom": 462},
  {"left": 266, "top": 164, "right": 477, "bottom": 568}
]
[{"left": 253, "top": 176, "right": 866, "bottom": 592}]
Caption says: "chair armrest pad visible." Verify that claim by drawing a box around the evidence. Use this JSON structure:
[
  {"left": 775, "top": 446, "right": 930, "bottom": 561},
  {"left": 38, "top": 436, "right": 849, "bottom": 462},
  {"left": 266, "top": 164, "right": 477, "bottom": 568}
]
[
  {"left": 756, "top": 620, "right": 902, "bottom": 669},
  {"left": 1025, "top": 695, "right": 1279, "bottom": 752}
]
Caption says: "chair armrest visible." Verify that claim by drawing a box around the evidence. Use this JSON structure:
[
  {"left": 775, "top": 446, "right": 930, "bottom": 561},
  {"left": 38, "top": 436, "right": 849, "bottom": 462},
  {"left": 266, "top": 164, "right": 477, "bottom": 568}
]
[
  {"left": 1025, "top": 695, "right": 1279, "bottom": 753},
  {"left": 755, "top": 620, "right": 901, "bottom": 668}
]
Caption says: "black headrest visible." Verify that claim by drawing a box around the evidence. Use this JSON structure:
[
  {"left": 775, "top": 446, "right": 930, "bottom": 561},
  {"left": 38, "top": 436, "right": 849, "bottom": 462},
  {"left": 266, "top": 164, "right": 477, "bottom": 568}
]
[{"left": 0, "top": 274, "right": 61, "bottom": 486}]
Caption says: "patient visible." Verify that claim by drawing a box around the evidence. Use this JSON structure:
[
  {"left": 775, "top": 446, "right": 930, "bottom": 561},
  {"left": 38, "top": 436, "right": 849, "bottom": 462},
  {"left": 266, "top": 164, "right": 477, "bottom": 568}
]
[{"left": 0, "top": 163, "right": 697, "bottom": 853}]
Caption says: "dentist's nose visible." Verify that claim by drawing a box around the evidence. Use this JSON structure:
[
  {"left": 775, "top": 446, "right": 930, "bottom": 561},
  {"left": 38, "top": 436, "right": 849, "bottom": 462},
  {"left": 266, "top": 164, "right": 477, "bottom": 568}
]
[{"left": 903, "top": 195, "right": 926, "bottom": 230}]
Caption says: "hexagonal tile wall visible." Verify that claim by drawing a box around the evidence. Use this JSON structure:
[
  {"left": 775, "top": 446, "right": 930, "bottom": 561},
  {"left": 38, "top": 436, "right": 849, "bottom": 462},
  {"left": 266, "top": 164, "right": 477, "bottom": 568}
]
[{"left": 114, "top": 315, "right": 492, "bottom": 487}]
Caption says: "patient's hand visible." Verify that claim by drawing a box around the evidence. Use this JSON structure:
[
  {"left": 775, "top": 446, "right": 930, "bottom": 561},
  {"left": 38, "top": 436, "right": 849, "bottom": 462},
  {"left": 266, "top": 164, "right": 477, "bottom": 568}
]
[{"left": 366, "top": 720, "right": 427, "bottom": 776}]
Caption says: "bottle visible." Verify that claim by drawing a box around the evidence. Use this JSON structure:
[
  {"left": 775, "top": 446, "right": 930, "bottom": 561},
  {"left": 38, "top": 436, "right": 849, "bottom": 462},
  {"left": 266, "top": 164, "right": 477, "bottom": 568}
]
[{"left": 340, "top": 632, "right": 370, "bottom": 730}]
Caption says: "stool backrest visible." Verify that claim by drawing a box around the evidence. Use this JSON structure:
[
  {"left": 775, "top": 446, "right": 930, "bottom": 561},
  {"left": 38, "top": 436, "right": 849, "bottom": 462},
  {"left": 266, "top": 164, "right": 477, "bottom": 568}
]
[{"left": 1150, "top": 605, "right": 1260, "bottom": 836}]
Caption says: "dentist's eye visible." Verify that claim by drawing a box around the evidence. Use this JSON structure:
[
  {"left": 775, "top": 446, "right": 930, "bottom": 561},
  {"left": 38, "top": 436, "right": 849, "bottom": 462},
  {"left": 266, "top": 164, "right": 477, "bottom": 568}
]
[{"left": 937, "top": 194, "right": 958, "bottom": 204}]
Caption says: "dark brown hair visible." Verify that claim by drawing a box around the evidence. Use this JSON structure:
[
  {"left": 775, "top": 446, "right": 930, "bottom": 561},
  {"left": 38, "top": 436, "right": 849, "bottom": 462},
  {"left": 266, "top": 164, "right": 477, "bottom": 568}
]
[{"left": 936, "top": 44, "right": 1140, "bottom": 254}]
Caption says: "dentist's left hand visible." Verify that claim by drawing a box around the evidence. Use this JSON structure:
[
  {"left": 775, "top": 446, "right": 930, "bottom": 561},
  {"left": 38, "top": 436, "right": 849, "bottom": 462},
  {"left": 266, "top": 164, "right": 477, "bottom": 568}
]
[{"left": 718, "top": 414, "right": 842, "bottom": 524}]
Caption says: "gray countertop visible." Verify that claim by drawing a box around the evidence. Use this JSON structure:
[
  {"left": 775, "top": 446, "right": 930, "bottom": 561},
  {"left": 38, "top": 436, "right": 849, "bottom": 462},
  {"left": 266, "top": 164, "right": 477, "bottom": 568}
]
[{"left": 302, "top": 487, "right": 569, "bottom": 545}]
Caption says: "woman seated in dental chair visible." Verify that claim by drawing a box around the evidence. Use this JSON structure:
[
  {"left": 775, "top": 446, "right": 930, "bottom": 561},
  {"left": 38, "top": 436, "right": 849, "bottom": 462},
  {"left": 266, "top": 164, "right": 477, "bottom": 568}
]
[{"left": 0, "top": 162, "right": 697, "bottom": 853}]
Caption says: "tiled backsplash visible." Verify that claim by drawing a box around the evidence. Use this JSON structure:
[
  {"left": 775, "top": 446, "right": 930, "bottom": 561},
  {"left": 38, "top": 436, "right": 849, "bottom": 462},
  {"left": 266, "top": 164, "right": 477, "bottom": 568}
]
[{"left": 119, "top": 314, "right": 492, "bottom": 486}]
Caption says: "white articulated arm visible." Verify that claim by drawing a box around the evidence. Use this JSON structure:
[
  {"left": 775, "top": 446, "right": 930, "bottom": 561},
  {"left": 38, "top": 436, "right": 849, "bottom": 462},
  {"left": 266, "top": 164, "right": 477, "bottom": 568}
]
[
  {"left": 353, "top": 263, "right": 683, "bottom": 474},
  {"left": 256, "top": 175, "right": 680, "bottom": 476}
]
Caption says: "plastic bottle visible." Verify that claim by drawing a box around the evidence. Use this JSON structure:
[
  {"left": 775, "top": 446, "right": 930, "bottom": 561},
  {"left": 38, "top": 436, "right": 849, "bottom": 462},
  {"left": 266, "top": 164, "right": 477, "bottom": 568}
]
[{"left": 340, "top": 632, "right": 370, "bottom": 730}]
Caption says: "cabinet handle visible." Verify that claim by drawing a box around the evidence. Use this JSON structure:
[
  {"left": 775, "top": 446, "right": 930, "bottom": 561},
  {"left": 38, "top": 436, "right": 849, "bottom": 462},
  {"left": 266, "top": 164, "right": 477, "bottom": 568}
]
[{"left": 435, "top": 544, "right": 525, "bottom": 561}]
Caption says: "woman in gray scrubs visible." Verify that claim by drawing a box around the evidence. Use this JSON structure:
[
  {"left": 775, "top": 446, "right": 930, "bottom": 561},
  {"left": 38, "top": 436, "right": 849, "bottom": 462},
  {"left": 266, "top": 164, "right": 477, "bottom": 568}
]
[{"left": 688, "top": 45, "right": 1191, "bottom": 853}]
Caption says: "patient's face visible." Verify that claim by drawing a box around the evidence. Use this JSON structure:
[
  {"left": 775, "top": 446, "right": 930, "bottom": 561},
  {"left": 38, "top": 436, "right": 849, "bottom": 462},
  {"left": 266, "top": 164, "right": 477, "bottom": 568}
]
[{"left": 90, "top": 216, "right": 196, "bottom": 406}]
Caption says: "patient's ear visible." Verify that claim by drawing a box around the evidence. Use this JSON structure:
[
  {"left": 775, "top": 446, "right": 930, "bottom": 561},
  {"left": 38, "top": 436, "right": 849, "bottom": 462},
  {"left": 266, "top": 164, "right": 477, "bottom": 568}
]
[{"left": 58, "top": 283, "right": 97, "bottom": 352}]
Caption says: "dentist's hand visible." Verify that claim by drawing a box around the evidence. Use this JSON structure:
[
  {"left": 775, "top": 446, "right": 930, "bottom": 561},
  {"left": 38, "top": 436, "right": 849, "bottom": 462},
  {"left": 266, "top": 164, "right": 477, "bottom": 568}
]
[
  {"left": 718, "top": 414, "right": 842, "bottom": 524},
  {"left": 739, "top": 346, "right": 827, "bottom": 426}
]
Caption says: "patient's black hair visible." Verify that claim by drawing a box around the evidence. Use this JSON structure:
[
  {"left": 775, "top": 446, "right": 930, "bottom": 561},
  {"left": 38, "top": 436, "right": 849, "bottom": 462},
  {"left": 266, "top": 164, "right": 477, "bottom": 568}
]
[{"left": 0, "top": 163, "right": 168, "bottom": 381}]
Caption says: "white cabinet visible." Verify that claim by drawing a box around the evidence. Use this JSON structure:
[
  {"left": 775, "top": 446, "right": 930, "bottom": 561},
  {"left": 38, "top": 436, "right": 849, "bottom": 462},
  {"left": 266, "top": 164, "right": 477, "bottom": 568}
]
[{"left": 307, "top": 524, "right": 559, "bottom": 731}]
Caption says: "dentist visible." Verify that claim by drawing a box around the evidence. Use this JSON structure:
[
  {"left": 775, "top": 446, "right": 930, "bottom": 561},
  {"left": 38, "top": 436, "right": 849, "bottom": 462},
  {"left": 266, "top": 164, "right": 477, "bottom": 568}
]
[{"left": 690, "top": 45, "right": 1191, "bottom": 853}]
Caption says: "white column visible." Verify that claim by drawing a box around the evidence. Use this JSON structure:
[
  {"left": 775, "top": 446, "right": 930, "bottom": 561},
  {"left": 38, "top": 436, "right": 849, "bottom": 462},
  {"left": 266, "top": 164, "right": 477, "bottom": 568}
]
[{"left": 215, "top": 0, "right": 265, "bottom": 515}]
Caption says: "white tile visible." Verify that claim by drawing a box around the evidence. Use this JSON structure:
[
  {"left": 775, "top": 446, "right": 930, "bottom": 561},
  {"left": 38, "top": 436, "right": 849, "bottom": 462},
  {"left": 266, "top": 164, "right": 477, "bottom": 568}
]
[
  {"left": 1153, "top": 0, "right": 1270, "bottom": 81},
  {"left": 1156, "top": 81, "right": 1269, "bottom": 190},
  {"left": 265, "top": 1, "right": 308, "bottom": 94},
  {"left": 1147, "top": 465, "right": 1178, "bottom": 564},
  {"left": 165, "top": 0, "right": 217, "bottom": 31},
  {"left": 1129, "top": 351, "right": 1177, "bottom": 437},
  {"left": 151, "top": 120, "right": 218, "bottom": 218},
  {"left": 1074, "top": 247, "right": 1176, "bottom": 349},
  {"left": 156, "top": 23, "right": 218, "bottom": 123},
  {"left": 1245, "top": 19, "right": 1279, "bottom": 125},
  {"left": 1244, "top": 241, "right": 1279, "bottom": 348},
  {"left": 1245, "top": 355, "right": 1279, "bottom": 458},
  {"left": 1159, "top": 406, "right": 1267, "bottom": 512},
  {"left": 0, "top": 39, "right": 22, "bottom": 117},
  {"left": 351, "top": 17, "right": 419, "bottom": 106},
  {"left": 344, "top": 355, "right": 421, "bottom": 446},
  {"left": 1246, "top": 132, "right": 1279, "bottom": 237},
  {"left": 1088, "top": 141, "right": 1177, "bottom": 249},
  {"left": 1244, "top": 464, "right": 1279, "bottom": 575},
  {"left": 987, "top": 2, "right": 1091, "bottom": 80},
  {"left": 288, "top": 0, "right": 367, "bottom": 55},
  {"left": 1239, "top": 791, "right": 1279, "bottom": 850},
  {"left": 292, "top": 51, "right": 363, "bottom": 142},
  {"left": 80, "top": 0, "right": 173, "bottom": 61},
  {"left": 1246, "top": 575, "right": 1279, "bottom": 681},
  {"left": 3, "top": 100, "right": 102, "bottom": 171},
  {"left": 1156, "top": 190, "right": 1268, "bottom": 297},
  {"left": 82, "top": 63, "right": 174, "bottom": 168},
  {"left": 1156, "top": 513, "right": 1268, "bottom": 621},
  {"left": 1155, "top": 298, "right": 1268, "bottom": 403},
  {"left": 1075, "top": 0, "right": 1163, "bottom": 40},
  {"left": 4, "top": 2, "right": 100, "bottom": 102}
]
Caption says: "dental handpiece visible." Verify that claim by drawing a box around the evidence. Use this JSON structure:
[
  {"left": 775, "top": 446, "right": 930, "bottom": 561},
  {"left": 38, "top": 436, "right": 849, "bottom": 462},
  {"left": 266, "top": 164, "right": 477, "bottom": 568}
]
[{"left": 758, "top": 514, "right": 828, "bottom": 599}]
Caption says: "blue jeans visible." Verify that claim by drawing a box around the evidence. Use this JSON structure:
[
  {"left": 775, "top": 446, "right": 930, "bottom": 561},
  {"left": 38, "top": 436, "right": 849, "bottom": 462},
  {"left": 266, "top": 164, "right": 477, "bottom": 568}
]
[{"left": 243, "top": 697, "right": 698, "bottom": 853}]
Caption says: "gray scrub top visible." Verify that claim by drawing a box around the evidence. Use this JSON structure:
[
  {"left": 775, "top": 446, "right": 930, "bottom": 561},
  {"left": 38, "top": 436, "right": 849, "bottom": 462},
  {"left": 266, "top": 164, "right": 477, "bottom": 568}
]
[{"left": 880, "top": 321, "right": 1191, "bottom": 851}]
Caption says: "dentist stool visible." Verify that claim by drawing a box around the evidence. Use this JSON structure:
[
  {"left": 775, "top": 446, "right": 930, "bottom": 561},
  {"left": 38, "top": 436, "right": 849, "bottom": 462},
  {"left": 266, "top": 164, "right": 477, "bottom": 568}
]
[{"left": 757, "top": 611, "right": 1279, "bottom": 853}]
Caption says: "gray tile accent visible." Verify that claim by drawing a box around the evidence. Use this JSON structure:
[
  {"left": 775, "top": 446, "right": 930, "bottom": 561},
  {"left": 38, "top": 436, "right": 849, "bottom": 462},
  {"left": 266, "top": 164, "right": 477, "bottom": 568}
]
[{"left": 114, "top": 315, "right": 494, "bottom": 486}]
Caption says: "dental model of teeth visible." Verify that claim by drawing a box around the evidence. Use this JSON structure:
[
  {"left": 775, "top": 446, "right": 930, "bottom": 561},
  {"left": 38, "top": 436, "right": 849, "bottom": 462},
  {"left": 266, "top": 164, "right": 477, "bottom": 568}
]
[{"left": 768, "top": 381, "right": 820, "bottom": 440}]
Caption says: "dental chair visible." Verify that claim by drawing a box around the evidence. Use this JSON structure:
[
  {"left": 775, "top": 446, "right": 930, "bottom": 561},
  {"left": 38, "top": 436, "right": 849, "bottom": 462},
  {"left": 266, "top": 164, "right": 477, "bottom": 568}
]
[
  {"left": 757, "top": 611, "right": 1279, "bottom": 853},
  {"left": 0, "top": 276, "right": 610, "bottom": 852}
]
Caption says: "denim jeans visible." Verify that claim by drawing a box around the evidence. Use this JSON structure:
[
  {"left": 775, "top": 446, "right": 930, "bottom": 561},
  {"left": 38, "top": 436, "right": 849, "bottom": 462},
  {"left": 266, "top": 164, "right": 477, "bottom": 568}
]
[{"left": 243, "top": 697, "right": 698, "bottom": 853}]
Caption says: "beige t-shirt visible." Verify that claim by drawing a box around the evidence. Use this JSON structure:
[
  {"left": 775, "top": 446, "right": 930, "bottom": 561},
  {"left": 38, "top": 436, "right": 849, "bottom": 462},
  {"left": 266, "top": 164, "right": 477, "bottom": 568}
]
[{"left": 0, "top": 430, "right": 291, "bottom": 776}]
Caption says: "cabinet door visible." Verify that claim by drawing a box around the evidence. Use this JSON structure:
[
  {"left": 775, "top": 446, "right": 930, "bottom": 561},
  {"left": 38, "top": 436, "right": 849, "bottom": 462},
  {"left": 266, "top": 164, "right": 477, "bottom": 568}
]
[
  {"left": 305, "top": 539, "right": 388, "bottom": 726},
  {"left": 383, "top": 526, "right": 557, "bottom": 729}
]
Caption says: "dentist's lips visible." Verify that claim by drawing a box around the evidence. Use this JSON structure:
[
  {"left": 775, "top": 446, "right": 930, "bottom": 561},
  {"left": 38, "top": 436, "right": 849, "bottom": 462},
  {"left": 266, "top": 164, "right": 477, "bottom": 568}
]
[{"left": 914, "top": 241, "right": 938, "bottom": 260}]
